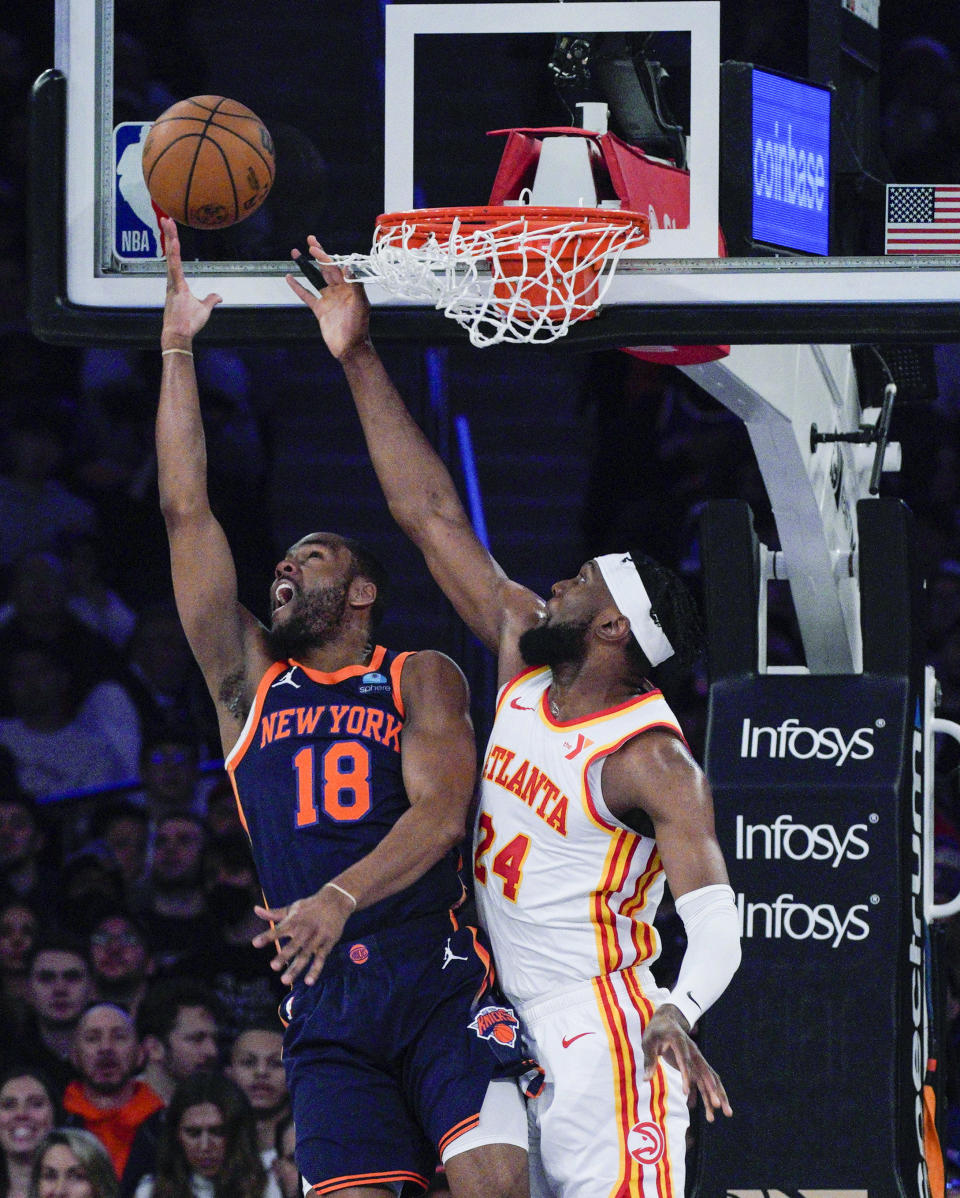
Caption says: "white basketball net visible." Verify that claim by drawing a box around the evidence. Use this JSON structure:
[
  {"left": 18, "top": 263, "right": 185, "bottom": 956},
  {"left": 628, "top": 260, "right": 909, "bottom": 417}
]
[{"left": 327, "top": 208, "right": 649, "bottom": 347}]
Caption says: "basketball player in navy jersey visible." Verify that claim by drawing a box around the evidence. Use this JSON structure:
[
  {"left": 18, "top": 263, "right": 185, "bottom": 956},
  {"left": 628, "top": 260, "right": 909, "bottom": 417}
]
[
  {"left": 288, "top": 239, "right": 741, "bottom": 1198},
  {"left": 155, "top": 216, "right": 529, "bottom": 1198}
]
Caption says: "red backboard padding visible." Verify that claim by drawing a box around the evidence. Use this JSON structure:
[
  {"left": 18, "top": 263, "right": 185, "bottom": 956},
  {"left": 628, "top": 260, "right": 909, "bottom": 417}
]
[{"left": 486, "top": 126, "right": 727, "bottom": 364}]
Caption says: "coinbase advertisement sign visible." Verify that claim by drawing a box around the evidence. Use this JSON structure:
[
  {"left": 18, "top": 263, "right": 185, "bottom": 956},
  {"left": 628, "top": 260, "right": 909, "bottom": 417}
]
[{"left": 751, "top": 68, "right": 831, "bottom": 255}]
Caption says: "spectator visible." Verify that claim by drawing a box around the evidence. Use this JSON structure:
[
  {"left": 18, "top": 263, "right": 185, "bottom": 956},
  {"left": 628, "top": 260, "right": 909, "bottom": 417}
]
[
  {"left": 135, "top": 737, "right": 206, "bottom": 824},
  {"left": 165, "top": 836, "right": 284, "bottom": 1044},
  {"left": 72, "top": 362, "right": 154, "bottom": 498},
  {"left": 0, "top": 552, "right": 130, "bottom": 718},
  {"left": 200, "top": 783, "right": 240, "bottom": 841},
  {"left": 224, "top": 1026, "right": 287, "bottom": 1168},
  {"left": 132, "top": 1072, "right": 268, "bottom": 1198},
  {"left": 16, "top": 939, "right": 93, "bottom": 1094},
  {"left": 70, "top": 370, "right": 168, "bottom": 613},
  {"left": 62, "top": 1003, "right": 163, "bottom": 1179},
  {"left": 0, "top": 897, "right": 40, "bottom": 1014},
  {"left": 87, "top": 914, "right": 154, "bottom": 1019},
  {"left": 60, "top": 533, "right": 137, "bottom": 652},
  {"left": 123, "top": 609, "right": 217, "bottom": 754},
  {"left": 132, "top": 817, "right": 215, "bottom": 974},
  {"left": 135, "top": 980, "right": 220, "bottom": 1108},
  {"left": 0, "top": 410, "right": 97, "bottom": 574},
  {"left": 90, "top": 807, "right": 149, "bottom": 909},
  {"left": 0, "top": 646, "right": 140, "bottom": 808},
  {"left": 120, "top": 981, "right": 220, "bottom": 1198},
  {"left": 0, "top": 794, "right": 55, "bottom": 912},
  {"left": 268, "top": 1118, "right": 296, "bottom": 1198},
  {"left": 58, "top": 849, "right": 129, "bottom": 939},
  {"left": 0, "top": 1068, "right": 59, "bottom": 1198},
  {"left": 30, "top": 1129, "right": 117, "bottom": 1198}
]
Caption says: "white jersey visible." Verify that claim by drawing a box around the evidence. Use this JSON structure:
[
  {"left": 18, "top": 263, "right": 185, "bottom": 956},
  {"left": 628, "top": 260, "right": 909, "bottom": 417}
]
[{"left": 474, "top": 666, "right": 684, "bottom": 1007}]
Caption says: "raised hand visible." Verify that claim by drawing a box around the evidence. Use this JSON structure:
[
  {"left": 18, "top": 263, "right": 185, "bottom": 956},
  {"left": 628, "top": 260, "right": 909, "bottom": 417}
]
[
  {"left": 286, "top": 235, "right": 372, "bottom": 363},
  {"left": 160, "top": 216, "right": 222, "bottom": 347},
  {"left": 641, "top": 1005, "right": 733, "bottom": 1122}
]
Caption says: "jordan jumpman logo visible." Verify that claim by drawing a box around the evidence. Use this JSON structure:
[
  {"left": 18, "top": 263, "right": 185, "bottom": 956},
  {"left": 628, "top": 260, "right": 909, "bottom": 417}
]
[{"left": 442, "top": 938, "right": 469, "bottom": 969}]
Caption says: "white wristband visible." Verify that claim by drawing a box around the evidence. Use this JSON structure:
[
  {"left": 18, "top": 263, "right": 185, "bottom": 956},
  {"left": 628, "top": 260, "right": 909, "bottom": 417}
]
[
  {"left": 664, "top": 883, "right": 740, "bottom": 1028},
  {"left": 323, "top": 881, "right": 358, "bottom": 910}
]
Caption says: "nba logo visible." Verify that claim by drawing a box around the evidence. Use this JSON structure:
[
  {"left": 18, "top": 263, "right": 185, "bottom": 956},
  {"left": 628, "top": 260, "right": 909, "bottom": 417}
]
[{"left": 114, "top": 123, "right": 165, "bottom": 261}]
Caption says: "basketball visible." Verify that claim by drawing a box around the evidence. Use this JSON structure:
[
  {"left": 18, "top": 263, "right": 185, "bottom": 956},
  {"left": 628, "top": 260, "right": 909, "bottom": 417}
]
[{"left": 141, "top": 95, "right": 275, "bottom": 229}]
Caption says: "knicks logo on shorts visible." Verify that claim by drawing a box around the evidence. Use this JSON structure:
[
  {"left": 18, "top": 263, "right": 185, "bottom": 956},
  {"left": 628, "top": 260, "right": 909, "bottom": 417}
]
[
  {"left": 348, "top": 943, "right": 369, "bottom": 964},
  {"left": 627, "top": 1122, "right": 665, "bottom": 1164},
  {"left": 469, "top": 1005, "right": 519, "bottom": 1047}
]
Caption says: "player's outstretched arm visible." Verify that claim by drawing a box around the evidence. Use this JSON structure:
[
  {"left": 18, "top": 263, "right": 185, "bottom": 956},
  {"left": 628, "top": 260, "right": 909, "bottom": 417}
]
[
  {"left": 252, "top": 650, "right": 476, "bottom": 985},
  {"left": 286, "top": 240, "right": 543, "bottom": 666},
  {"left": 603, "top": 730, "right": 740, "bottom": 1120},
  {"left": 157, "top": 217, "right": 269, "bottom": 747}
]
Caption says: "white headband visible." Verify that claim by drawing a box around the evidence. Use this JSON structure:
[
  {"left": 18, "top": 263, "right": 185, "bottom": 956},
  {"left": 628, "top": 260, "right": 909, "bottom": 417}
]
[{"left": 594, "top": 552, "right": 675, "bottom": 668}]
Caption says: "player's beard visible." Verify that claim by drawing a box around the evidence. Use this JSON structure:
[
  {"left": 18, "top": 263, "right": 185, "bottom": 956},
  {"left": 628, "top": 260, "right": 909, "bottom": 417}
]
[
  {"left": 268, "top": 581, "right": 349, "bottom": 659},
  {"left": 518, "top": 618, "right": 590, "bottom": 668}
]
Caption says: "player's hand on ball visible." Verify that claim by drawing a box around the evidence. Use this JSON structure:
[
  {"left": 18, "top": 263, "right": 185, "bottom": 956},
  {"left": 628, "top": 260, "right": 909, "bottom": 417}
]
[
  {"left": 160, "top": 217, "right": 222, "bottom": 345},
  {"left": 252, "top": 887, "right": 354, "bottom": 986},
  {"left": 640, "top": 1005, "right": 732, "bottom": 1122},
  {"left": 285, "top": 235, "right": 371, "bottom": 363}
]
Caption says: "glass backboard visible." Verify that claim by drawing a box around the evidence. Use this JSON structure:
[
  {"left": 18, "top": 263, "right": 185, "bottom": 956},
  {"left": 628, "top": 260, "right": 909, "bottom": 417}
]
[{"left": 29, "top": 0, "right": 960, "bottom": 347}]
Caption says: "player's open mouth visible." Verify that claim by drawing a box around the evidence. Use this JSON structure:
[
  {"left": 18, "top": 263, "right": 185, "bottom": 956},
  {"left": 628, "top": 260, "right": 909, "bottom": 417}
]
[{"left": 274, "top": 582, "right": 296, "bottom": 612}]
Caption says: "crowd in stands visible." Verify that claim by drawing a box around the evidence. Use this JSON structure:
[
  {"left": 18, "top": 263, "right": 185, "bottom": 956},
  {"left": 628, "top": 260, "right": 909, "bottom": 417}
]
[{"left": 4, "top": 4, "right": 960, "bottom": 1193}]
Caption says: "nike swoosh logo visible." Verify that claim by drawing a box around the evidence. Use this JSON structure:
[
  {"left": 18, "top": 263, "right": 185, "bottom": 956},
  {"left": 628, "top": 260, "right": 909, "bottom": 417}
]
[
  {"left": 561, "top": 1032, "right": 594, "bottom": 1048},
  {"left": 686, "top": 990, "right": 703, "bottom": 1012},
  {"left": 510, "top": 697, "right": 534, "bottom": 710}
]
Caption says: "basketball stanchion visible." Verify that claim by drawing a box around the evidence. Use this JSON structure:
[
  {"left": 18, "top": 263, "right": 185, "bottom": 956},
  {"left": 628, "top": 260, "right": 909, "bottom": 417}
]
[
  {"left": 323, "top": 204, "right": 650, "bottom": 347},
  {"left": 695, "top": 495, "right": 944, "bottom": 1197}
]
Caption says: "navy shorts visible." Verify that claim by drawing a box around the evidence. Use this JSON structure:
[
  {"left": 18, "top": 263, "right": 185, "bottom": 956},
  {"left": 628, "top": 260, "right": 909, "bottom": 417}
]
[{"left": 281, "top": 913, "right": 501, "bottom": 1196}]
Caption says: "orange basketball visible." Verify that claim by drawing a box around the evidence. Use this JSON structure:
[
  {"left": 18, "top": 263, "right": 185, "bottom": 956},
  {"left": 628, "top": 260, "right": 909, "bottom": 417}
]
[{"left": 141, "top": 96, "right": 275, "bottom": 229}]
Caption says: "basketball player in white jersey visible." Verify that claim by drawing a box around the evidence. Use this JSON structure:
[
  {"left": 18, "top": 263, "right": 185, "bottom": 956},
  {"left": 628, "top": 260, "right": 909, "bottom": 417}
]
[{"left": 288, "top": 241, "right": 741, "bottom": 1198}]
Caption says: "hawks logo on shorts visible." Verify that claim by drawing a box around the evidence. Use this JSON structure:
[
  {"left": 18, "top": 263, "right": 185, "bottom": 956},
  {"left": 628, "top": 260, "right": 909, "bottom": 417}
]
[
  {"left": 469, "top": 1005, "right": 519, "bottom": 1047},
  {"left": 627, "top": 1121, "right": 666, "bottom": 1164}
]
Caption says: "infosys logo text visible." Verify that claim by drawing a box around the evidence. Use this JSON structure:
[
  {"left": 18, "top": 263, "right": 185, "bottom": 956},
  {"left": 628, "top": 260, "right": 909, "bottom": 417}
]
[
  {"left": 735, "top": 813, "right": 874, "bottom": 868},
  {"left": 737, "top": 892, "right": 875, "bottom": 948},
  {"left": 740, "top": 717, "right": 879, "bottom": 765}
]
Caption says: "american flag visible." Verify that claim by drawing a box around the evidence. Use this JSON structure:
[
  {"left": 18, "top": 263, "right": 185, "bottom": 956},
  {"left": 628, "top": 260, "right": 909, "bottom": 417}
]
[{"left": 885, "top": 184, "right": 960, "bottom": 254}]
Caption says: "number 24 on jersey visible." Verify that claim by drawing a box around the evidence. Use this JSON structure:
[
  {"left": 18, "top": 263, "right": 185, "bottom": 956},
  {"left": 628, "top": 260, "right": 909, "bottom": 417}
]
[{"left": 474, "top": 812, "right": 530, "bottom": 902}]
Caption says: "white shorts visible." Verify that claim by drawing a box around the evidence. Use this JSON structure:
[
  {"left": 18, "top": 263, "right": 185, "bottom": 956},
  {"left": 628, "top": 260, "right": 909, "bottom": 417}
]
[
  {"left": 518, "top": 970, "right": 689, "bottom": 1198},
  {"left": 442, "top": 1077, "right": 528, "bottom": 1163}
]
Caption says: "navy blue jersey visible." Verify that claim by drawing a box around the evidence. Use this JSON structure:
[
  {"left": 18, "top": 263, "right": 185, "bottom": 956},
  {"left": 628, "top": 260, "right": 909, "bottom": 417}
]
[{"left": 225, "top": 647, "right": 464, "bottom": 937}]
